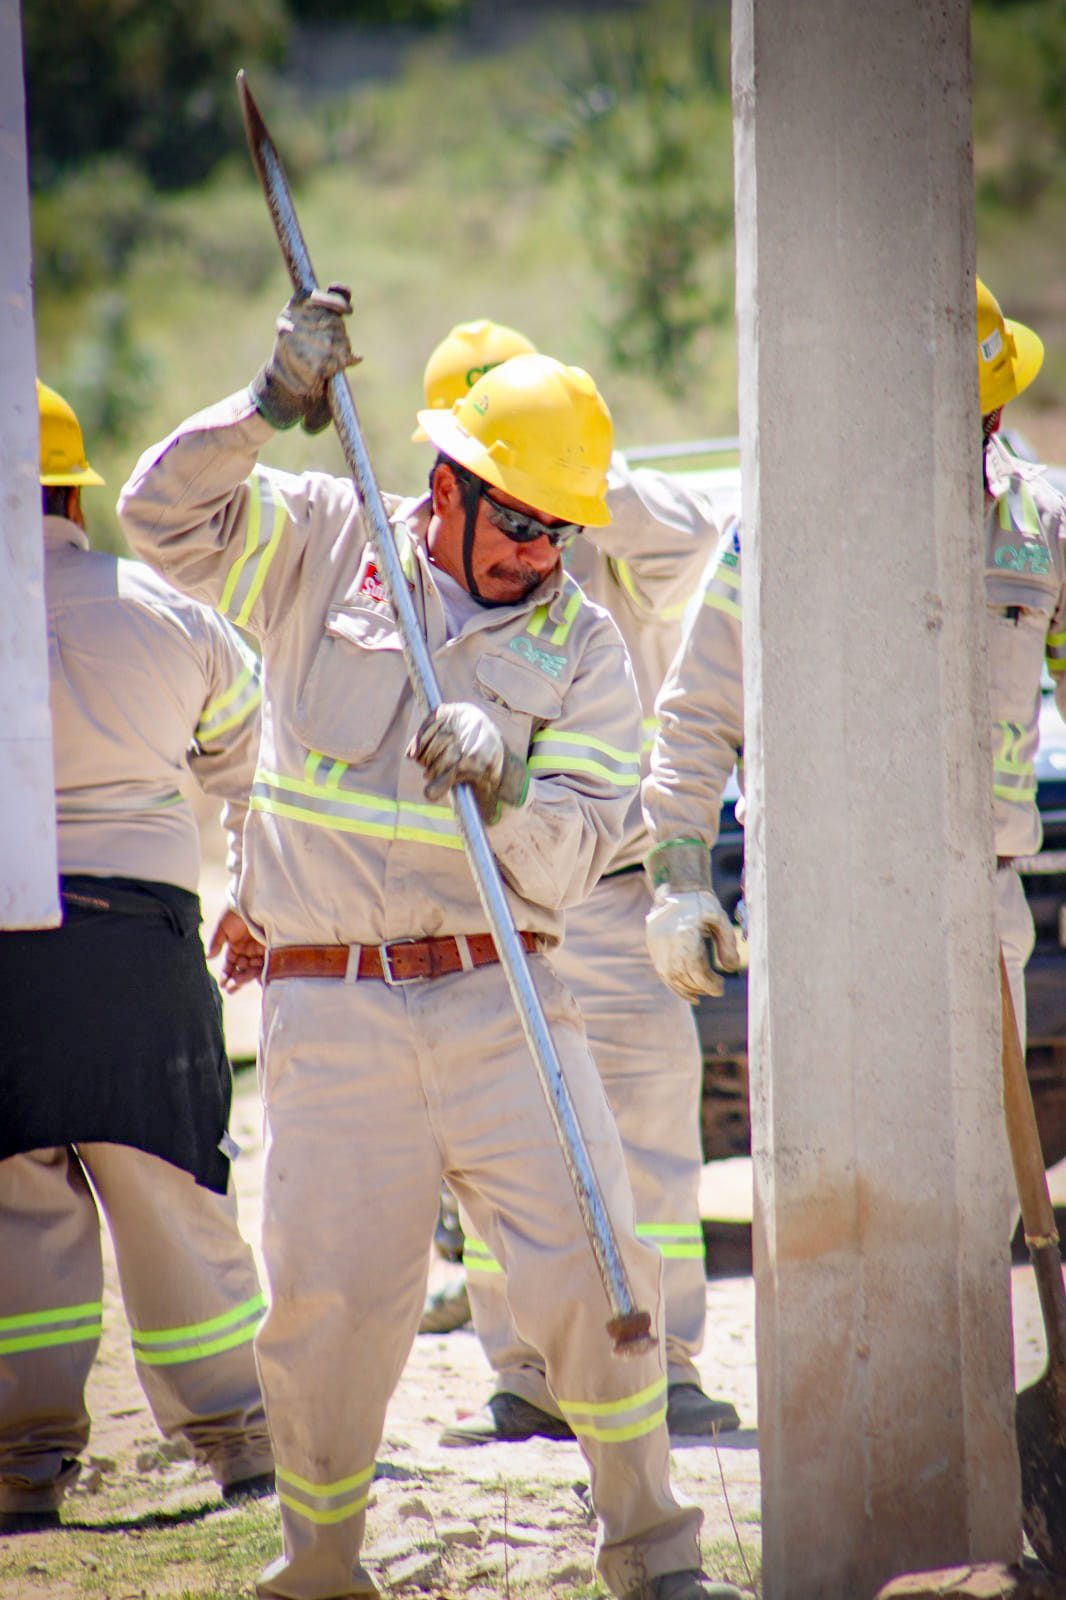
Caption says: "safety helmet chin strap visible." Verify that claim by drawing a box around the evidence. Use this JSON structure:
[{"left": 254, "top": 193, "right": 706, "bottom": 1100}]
[{"left": 460, "top": 470, "right": 496, "bottom": 607}]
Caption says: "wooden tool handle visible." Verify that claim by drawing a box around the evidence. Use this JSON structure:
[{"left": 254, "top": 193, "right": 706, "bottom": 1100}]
[{"left": 1000, "top": 952, "right": 1066, "bottom": 1373}]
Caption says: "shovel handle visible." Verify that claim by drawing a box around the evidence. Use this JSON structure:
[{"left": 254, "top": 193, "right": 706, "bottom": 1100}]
[{"left": 999, "top": 952, "right": 1066, "bottom": 1373}]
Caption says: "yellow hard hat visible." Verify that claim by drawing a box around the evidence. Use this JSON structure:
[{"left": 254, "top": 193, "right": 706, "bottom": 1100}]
[
  {"left": 417, "top": 352, "right": 613, "bottom": 527},
  {"left": 976, "top": 278, "right": 1044, "bottom": 414},
  {"left": 38, "top": 379, "right": 105, "bottom": 487},
  {"left": 412, "top": 319, "right": 538, "bottom": 442}
]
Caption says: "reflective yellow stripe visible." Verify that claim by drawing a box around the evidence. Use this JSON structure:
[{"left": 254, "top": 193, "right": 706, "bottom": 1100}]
[
  {"left": 199, "top": 661, "right": 255, "bottom": 728},
  {"left": 557, "top": 1375, "right": 667, "bottom": 1418},
  {"left": 551, "top": 589, "right": 583, "bottom": 646},
  {"left": 637, "top": 1223, "right": 705, "bottom": 1260},
  {"left": 641, "top": 716, "right": 659, "bottom": 753},
  {"left": 528, "top": 729, "right": 641, "bottom": 788},
  {"left": 278, "top": 1491, "right": 370, "bottom": 1525},
  {"left": 569, "top": 1404, "right": 668, "bottom": 1443},
  {"left": 252, "top": 793, "right": 466, "bottom": 850},
  {"left": 527, "top": 754, "right": 640, "bottom": 786},
  {"left": 463, "top": 1239, "right": 502, "bottom": 1274},
  {"left": 612, "top": 558, "right": 688, "bottom": 622},
  {"left": 526, "top": 604, "right": 549, "bottom": 638},
  {"left": 533, "top": 729, "right": 637, "bottom": 764},
  {"left": 133, "top": 1321, "right": 261, "bottom": 1366},
  {"left": 276, "top": 1463, "right": 374, "bottom": 1498},
  {"left": 0, "top": 1301, "right": 103, "bottom": 1357},
  {"left": 276, "top": 1461, "right": 374, "bottom": 1526},
  {"left": 218, "top": 473, "right": 288, "bottom": 627},
  {"left": 0, "top": 1322, "right": 103, "bottom": 1357},
  {"left": 705, "top": 592, "right": 742, "bottom": 619},
  {"left": 131, "top": 1293, "right": 266, "bottom": 1347}
]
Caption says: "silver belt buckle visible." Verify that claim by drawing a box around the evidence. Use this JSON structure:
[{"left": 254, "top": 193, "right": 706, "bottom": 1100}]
[{"left": 379, "top": 937, "right": 426, "bottom": 986}]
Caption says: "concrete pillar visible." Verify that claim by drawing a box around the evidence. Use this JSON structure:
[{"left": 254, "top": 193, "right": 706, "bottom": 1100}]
[
  {"left": 731, "top": 1, "right": 1020, "bottom": 1594},
  {"left": 0, "top": 0, "right": 59, "bottom": 929}
]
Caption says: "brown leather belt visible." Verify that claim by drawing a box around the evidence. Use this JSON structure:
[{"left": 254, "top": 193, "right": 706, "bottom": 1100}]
[{"left": 264, "top": 931, "right": 540, "bottom": 987}]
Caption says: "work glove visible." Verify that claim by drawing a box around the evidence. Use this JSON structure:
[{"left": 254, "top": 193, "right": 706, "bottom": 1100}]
[
  {"left": 250, "top": 285, "right": 360, "bottom": 432},
  {"left": 407, "top": 703, "right": 530, "bottom": 824},
  {"left": 644, "top": 838, "right": 740, "bottom": 1002}
]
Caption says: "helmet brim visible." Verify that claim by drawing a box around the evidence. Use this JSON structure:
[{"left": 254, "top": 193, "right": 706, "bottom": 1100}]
[
  {"left": 415, "top": 405, "right": 611, "bottom": 527},
  {"left": 40, "top": 465, "right": 106, "bottom": 488},
  {"left": 1006, "top": 318, "right": 1044, "bottom": 403}
]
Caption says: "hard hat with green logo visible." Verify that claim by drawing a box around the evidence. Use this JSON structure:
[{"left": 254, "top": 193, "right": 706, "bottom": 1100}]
[
  {"left": 977, "top": 278, "right": 1043, "bottom": 415},
  {"left": 38, "top": 379, "right": 105, "bottom": 487},
  {"left": 412, "top": 319, "right": 538, "bottom": 442},
  {"left": 417, "top": 352, "right": 613, "bottom": 528}
]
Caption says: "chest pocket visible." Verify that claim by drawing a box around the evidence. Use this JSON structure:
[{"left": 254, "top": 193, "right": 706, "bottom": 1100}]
[
  {"left": 293, "top": 604, "right": 409, "bottom": 764},
  {"left": 472, "top": 652, "right": 564, "bottom": 758}
]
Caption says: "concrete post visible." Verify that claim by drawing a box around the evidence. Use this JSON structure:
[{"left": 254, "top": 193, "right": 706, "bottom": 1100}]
[
  {"left": 0, "top": 0, "right": 59, "bottom": 929},
  {"left": 731, "top": 1, "right": 1021, "bottom": 1594}
]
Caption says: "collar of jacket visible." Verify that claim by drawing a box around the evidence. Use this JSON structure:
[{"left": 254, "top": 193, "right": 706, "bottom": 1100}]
[
  {"left": 388, "top": 492, "right": 571, "bottom": 624},
  {"left": 43, "top": 514, "right": 90, "bottom": 552}
]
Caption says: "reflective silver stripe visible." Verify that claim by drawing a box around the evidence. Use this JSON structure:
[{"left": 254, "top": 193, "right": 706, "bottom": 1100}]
[
  {"left": 196, "top": 656, "right": 263, "bottom": 743},
  {"left": 57, "top": 789, "right": 184, "bottom": 817},
  {"left": 1047, "top": 630, "right": 1066, "bottom": 675},
  {"left": 251, "top": 769, "right": 464, "bottom": 850},
  {"left": 703, "top": 558, "right": 741, "bottom": 619},
  {"left": 276, "top": 1460, "right": 374, "bottom": 1527},
  {"left": 0, "top": 1300, "right": 103, "bottom": 1357},
  {"left": 636, "top": 1222, "right": 705, "bottom": 1260},
  {"left": 218, "top": 471, "right": 288, "bottom": 628},
  {"left": 528, "top": 730, "right": 641, "bottom": 788},
  {"left": 462, "top": 1238, "right": 502, "bottom": 1274},
  {"left": 557, "top": 1374, "right": 668, "bottom": 1443},
  {"left": 131, "top": 1294, "right": 266, "bottom": 1366},
  {"left": 993, "top": 720, "right": 1036, "bottom": 804}
]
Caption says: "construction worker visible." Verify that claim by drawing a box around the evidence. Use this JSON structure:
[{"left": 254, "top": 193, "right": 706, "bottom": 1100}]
[
  {"left": 0, "top": 382, "right": 273, "bottom": 1533},
  {"left": 642, "top": 278, "right": 1062, "bottom": 1066},
  {"left": 117, "top": 294, "right": 741, "bottom": 1600},
  {"left": 417, "top": 322, "right": 741, "bottom": 1447}
]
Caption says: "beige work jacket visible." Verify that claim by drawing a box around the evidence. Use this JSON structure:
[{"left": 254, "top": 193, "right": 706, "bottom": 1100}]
[
  {"left": 566, "top": 456, "right": 719, "bottom": 869},
  {"left": 44, "top": 515, "right": 261, "bottom": 894},
  {"left": 984, "top": 432, "right": 1066, "bottom": 858},
  {"left": 645, "top": 437, "right": 1066, "bottom": 862},
  {"left": 118, "top": 393, "right": 642, "bottom": 948},
  {"left": 641, "top": 521, "right": 743, "bottom": 855}
]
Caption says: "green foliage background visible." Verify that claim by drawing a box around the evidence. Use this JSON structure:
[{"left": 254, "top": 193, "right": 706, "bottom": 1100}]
[{"left": 26, "top": 0, "right": 1066, "bottom": 554}]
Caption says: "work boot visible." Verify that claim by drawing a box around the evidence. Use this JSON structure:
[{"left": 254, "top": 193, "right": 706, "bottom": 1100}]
[
  {"left": 439, "top": 1392, "right": 574, "bottom": 1447},
  {"left": 622, "top": 1570, "right": 744, "bottom": 1600},
  {"left": 221, "top": 1472, "right": 276, "bottom": 1504},
  {"left": 666, "top": 1384, "right": 741, "bottom": 1438},
  {"left": 418, "top": 1278, "right": 471, "bottom": 1335},
  {"left": 0, "top": 1510, "right": 61, "bottom": 1535}
]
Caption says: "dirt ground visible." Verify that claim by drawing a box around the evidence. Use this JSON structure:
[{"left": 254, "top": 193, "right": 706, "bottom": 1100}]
[{"left": 1, "top": 1053, "right": 1061, "bottom": 1600}]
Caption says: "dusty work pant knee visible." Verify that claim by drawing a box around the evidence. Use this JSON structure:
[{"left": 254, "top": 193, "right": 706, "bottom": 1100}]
[
  {"left": 464, "top": 872, "right": 706, "bottom": 1403},
  {"left": 0, "top": 1149, "right": 101, "bottom": 1511},
  {"left": 80, "top": 1142, "right": 271, "bottom": 1487}
]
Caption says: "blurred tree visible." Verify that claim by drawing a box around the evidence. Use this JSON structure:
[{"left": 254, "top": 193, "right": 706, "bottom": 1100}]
[
  {"left": 286, "top": 0, "right": 467, "bottom": 19},
  {"left": 540, "top": 0, "right": 734, "bottom": 394},
  {"left": 24, "top": 0, "right": 288, "bottom": 191}
]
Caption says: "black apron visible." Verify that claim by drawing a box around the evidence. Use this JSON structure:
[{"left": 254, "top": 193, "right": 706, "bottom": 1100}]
[{"left": 0, "top": 876, "right": 233, "bottom": 1193}]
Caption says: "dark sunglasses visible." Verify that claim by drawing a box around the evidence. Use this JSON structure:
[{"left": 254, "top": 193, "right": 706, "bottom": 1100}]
[{"left": 448, "top": 462, "right": 582, "bottom": 550}]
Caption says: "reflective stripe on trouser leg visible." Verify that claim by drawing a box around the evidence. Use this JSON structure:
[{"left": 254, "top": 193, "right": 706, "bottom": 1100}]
[
  {"left": 464, "top": 871, "right": 706, "bottom": 1401},
  {"left": 995, "top": 864, "right": 1034, "bottom": 1050},
  {"left": 79, "top": 1142, "right": 272, "bottom": 1487},
  {"left": 254, "top": 979, "right": 443, "bottom": 1600},
  {"left": 0, "top": 1149, "right": 102, "bottom": 1511},
  {"left": 435, "top": 958, "right": 702, "bottom": 1596}
]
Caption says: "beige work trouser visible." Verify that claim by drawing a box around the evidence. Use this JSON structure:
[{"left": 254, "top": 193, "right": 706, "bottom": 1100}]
[
  {"left": 0, "top": 1143, "right": 271, "bottom": 1511},
  {"left": 254, "top": 956, "right": 702, "bottom": 1600},
  {"left": 996, "top": 864, "right": 1035, "bottom": 1048},
  {"left": 464, "top": 871, "right": 706, "bottom": 1409}
]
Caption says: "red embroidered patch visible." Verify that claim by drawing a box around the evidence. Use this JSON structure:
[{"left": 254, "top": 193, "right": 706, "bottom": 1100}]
[{"left": 359, "top": 562, "right": 389, "bottom": 604}]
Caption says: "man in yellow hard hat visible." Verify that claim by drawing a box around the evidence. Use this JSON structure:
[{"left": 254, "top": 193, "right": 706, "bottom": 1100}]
[
  {"left": 413, "top": 320, "right": 741, "bottom": 1445},
  {"left": 644, "top": 281, "right": 1066, "bottom": 1113},
  {"left": 0, "top": 381, "right": 273, "bottom": 1532},
  {"left": 118, "top": 293, "right": 741, "bottom": 1600}
]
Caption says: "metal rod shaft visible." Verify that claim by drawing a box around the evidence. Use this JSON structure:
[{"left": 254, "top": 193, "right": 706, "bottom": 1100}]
[{"left": 236, "top": 71, "right": 651, "bottom": 1349}]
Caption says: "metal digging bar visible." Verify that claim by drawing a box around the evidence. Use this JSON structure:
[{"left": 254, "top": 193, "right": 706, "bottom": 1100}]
[{"left": 236, "top": 71, "right": 652, "bottom": 1354}]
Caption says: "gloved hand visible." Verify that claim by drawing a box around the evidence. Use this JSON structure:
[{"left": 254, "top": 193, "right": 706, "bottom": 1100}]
[
  {"left": 250, "top": 285, "right": 360, "bottom": 431},
  {"left": 644, "top": 838, "right": 739, "bottom": 1002},
  {"left": 407, "top": 703, "right": 530, "bottom": 824}
]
